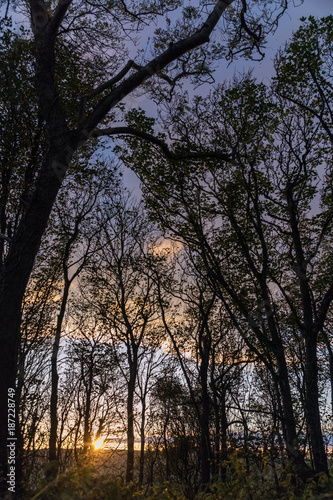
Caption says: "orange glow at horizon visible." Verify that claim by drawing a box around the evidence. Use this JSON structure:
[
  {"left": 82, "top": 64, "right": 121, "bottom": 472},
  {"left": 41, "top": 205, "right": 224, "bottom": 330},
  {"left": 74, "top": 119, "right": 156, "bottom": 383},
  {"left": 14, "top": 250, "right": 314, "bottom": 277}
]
[{"left": 94, "top": 438, "right": 104, "bottom": 450}]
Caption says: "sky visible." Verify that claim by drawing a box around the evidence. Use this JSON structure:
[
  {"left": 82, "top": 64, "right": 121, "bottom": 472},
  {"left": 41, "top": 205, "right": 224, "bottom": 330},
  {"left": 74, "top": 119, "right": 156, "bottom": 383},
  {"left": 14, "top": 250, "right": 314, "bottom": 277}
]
[
  {"left": 122, "top": 0, "right": 333, "bottom": 192},
  {"left": 3, "top": 0, "right": 331, "bottom": 193},
  {"left": 207, "top": 0, "right": 332, "bottom": 84}
]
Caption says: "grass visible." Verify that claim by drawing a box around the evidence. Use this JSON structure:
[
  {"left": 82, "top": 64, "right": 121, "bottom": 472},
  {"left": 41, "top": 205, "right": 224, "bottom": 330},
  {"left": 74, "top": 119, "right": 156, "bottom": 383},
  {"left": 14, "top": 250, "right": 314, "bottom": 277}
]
[{"left": 26, "top": 461, "right": 333, "bottom": 500}]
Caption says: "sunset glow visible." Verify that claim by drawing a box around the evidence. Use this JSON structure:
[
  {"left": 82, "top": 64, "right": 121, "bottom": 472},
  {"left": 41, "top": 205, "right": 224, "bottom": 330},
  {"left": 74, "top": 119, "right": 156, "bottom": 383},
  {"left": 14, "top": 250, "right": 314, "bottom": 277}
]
[{"left": 94, "top": 439, "right": 104, "bottom": 450}]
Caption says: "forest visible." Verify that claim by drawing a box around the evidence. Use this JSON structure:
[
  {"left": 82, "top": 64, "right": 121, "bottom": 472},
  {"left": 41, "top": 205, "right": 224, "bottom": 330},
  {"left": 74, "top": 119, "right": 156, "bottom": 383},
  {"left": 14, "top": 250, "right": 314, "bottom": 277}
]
[{"left": 0, "top": 1, "right": 332, "bottom": 499}]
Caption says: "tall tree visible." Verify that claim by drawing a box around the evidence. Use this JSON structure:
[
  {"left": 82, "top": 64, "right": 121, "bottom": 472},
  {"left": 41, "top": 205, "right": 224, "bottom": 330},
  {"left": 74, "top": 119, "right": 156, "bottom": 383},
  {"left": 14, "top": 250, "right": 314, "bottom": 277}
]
[
  {"left": 48, "top": 164, "right": 117, "bottom": 472},
  {"left": 83, "top": 194, "right": 162, "bottom": 482},
  {"left": 0, "top": 1, "right": 309, "bottom": 492},
  {"left": 121, "top": 48, "right": 333, "bottom": 476},
  {"left": 154, "top": 244, "right": 255, "bottom": 487},
  {"left": 274, "top": 16, "right": 333, "bottom": 145}
]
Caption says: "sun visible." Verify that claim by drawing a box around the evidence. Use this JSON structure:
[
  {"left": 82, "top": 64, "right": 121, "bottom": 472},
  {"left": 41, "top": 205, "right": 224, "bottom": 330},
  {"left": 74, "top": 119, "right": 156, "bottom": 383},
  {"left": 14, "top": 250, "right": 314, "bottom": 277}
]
[{"left": 93, "top": 438, "right": 104, "bottom": 450}]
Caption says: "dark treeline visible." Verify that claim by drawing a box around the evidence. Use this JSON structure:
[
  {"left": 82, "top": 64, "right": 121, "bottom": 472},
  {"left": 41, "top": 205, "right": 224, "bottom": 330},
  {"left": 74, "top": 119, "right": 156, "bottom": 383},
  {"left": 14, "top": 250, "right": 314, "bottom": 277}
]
[
  {"left": 0, "top": 2, "right": 333, "bottom": 499},
  {"left": 18, "top": 177, "right": 333, "bottom": 498}
]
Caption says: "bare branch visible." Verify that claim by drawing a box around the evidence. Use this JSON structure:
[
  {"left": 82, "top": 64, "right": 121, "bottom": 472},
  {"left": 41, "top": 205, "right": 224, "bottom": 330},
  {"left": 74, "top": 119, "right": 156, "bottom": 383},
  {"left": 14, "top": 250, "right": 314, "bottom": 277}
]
[
  {"left": 50, "top": 0, "right": 74, "bottom": 36},
  {"left": 132, "top": 61, "right": 175, "bottom": 86},
  {"left": 276, "top": 91, "right": 333, "bottom": 144},
  {"left": 240, "top": 0, "right": 261, "bottom": 44},
  {"left": 85, "top": 60, "right": 135, "bottom": 101},
  {"left": 91, "top": 126, "right": 237, "bottom": 165}
]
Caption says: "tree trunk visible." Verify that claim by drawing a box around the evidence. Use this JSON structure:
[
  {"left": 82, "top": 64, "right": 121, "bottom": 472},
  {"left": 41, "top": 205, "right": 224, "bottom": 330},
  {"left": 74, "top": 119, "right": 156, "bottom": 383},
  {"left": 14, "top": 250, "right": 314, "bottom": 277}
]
[
  {"left": 0, "top": 146, "right": 72, "bottom": 493},
  {"left": 200, "top": 410, "right": 211, "bottom": 488},
  {"left": 220, "top": 392, "right": 229, "bottom": 481},
  {"left": 163, "top": 408, "right": 170, "bottom": 481},
  {"left": 74, "top": 412, "right": 82, "bottom": 464},
  {"left": 211, "top": 388, "right": 220, "bottom": 479},
  {"left": 0, "top": 306, "right": 20, "bottom": 496},
  {"left": 276, "top": 349, "right": 309, "bottom": 476},
  {"left": 304, "top": 335, "right": 328, "bottom": 474},
  {"left": 199, "top": 353, "right": 212, "bottom": 488},
  {"left": 139, "top": 397, "right": 146, "bottom": 484},
  {"left": 83, "top": 361, "right": 93, "bottom": 453},
  {"left": 126, "top": 371, "right": 136, "bottom": 483},
  {"left": 49, "top": 285, "right": 69, "bottom": 468}
]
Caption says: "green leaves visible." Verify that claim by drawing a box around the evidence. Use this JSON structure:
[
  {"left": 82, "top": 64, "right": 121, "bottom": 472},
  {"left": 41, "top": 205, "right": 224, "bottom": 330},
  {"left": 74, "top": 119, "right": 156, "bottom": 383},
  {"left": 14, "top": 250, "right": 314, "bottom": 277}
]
[
  {"left": 273, "top": 16, "right": 333, "bottom": 144},
  {"left": 0, "top": 19, "right": 44, "bottom": 259},
  {"left": 116, "top": 19, "right": 333, "bottom": 397}
]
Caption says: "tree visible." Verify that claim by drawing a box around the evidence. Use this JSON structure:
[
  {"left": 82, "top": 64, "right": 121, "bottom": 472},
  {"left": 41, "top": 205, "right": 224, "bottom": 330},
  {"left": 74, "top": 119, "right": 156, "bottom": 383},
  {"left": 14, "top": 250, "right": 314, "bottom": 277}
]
[
  {"left": 154, "top": 247, "right": 249, "bottom": 488},
  {"left": 82, "top": 193, "right": 163, "bottom": 482},
  {"left": 0, "top": 0, "right": 309, "bottom": 492},
  {"left": 121, "top": 31, "right": 333, "bottom": 475},
  {"left": 121, "top": 78, "right": 306, "bottom": 472},
  {"left": 147, "top": 364, "right": 200, "bottom": 494},
  {"left": 19, "top": 278, "right": 55, "bottom": 487},
  {"left": 136, "top": 346, "right": 167, "bottom": 485},
  {"left": 273, "top": 16, "right": 333, "bottom": 145},
  {"left": 273, "top": 16, "right": 333, "bottom": 471},
  {"left": 0, "top": 19, "right": 45, "bottom": 265},
  {"left": 48, "top": 163, "right": 117, "bottom": 472}
]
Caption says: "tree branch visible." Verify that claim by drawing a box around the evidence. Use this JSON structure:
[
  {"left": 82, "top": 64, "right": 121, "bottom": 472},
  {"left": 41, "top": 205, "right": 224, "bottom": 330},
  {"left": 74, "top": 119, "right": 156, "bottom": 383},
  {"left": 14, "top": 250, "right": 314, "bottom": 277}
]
[
  {"left": 50, "top": 0, "right": 74, "bottom": 37},
  {"left": 276, "top": 91, "right": 333, "bottom": 144},
  {"left": 85, "top": 60, "right": 135, "bottom": 101},
  {"left": 132, "top": 61, "right": 175, "bottom": 86},
  {"left": 79, "top": 0, "right": 235, "bottom": 136},
  {"left": 78, "top": 60, "right": 135, "bottom": 124},
  {"left": 316, "top": 283, "right": 333, "bottom": 334},
  {"left": 91, "top": 126, "right": 237, "bottom": 165}
]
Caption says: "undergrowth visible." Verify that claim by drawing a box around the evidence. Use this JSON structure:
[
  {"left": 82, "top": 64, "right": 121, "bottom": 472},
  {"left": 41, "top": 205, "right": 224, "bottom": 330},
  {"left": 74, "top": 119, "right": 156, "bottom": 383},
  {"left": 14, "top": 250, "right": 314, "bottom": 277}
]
[{"left": 27, "top": 461, "right": 333, "bottom": 500}]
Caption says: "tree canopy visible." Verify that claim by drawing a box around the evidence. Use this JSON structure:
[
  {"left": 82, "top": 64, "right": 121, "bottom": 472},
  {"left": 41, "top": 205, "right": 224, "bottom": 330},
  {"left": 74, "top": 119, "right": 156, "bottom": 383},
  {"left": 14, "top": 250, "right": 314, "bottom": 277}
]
[{"left": 1, "top": 2, "right": 333, "bottom": 498}]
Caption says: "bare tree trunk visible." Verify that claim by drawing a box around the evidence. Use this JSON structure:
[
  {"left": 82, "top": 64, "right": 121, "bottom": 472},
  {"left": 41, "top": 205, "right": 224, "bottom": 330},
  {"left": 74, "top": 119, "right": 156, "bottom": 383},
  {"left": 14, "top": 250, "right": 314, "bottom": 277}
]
[
  {"left": 126, "top": 370, "right": 136, "bottom": 483},
  {"left": 139, "top": 397, "right": 146, "bottom": 484},
  {"left": 304, "top": 336, "right": 328, "bottom": 474},
  {"left": 49, "top": 285, "right": 69, "bottom": 467},
  {"left": 199, "top": 347, "right": 212, "bottom": 488}
]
